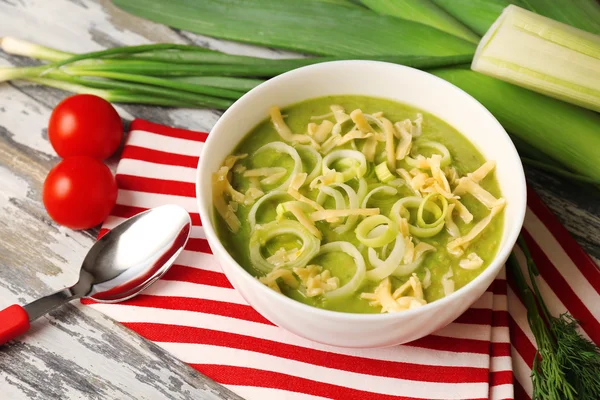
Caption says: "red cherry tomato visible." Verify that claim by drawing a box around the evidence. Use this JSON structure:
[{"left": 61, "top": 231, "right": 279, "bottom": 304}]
[
  {"left": 48, "top": 94, "right": 123, "bottom": 160},
  {"left": 43, "top": 157, "right": 117, "bottom": 230}
]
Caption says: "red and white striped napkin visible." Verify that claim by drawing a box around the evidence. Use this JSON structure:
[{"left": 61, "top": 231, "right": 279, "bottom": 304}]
[{"left": 83, "top": 119, "right": 600, "bottom": 400}]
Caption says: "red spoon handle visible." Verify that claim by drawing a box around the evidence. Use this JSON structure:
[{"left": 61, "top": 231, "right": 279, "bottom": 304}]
[{"left": 0, "top": 304, "right": 30, "bottom": 345}]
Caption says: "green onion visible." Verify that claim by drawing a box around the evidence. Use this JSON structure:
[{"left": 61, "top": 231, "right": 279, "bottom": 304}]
[
  {"left": 25, "top": 78, "right": 199, "bottom": 108},
  {"left": 359, "top": 0, "right": 480, "bottom": 43},
  {"left": 168, "top": 76, "right": 263, "bottom": 92},
  {"left": 63, "top": 54, "right": 472, "bottom": 77},
  {"left": 0, "top": 37, "right": 72, "bottom": 62},
  {"left": 112, "top": 0, "right": 477, "bottom": 57},
  {"left": 472, "top": 5, "right": 600, "bottom": 113},
  {"left": 64, "top": 69, "right": 245, "bottom": 100},
  {"left": 430, "top": 67, "right": 600, "bottom": 182},
  {"left": 50, "top": 43, "right": 213, "bottom": 68}
]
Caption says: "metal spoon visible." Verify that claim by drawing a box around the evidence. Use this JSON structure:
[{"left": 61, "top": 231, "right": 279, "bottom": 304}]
[{"left": 0, "top": 204, "right": 191, "bottom": 345}]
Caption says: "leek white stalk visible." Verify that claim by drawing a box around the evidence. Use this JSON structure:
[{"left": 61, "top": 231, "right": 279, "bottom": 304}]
[
  {"left": 316, "top": 242, "right": 366, "bottom": 299},
  {"left": 366, "top": 234, "right": 406, "bottom": 281},
  {"left": 472, "top": 5, "right": 600, "bottom": 112},
  {"left": 249, "top": 220, "right": 321, "bottom": 273},
  {"left": 254, "top": 142, "right": 303, "bottom": 191}
]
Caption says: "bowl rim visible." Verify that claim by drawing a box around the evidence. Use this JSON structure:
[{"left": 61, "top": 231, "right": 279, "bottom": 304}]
[{"left": 196, "top": 60, "right": 527, "bottom": 321}]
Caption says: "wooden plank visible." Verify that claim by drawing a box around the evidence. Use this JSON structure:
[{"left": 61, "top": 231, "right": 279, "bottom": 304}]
[{"left": 0, "top": 1, "right": 597, "bottom": 399}]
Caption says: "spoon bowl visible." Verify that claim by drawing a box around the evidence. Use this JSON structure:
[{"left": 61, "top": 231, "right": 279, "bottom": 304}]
[{"left": 0, "top": 204, "right": 192, "bottom": 345}]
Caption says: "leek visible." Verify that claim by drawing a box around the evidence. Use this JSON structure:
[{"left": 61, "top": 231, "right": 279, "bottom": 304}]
[
  {"left": 359, "top": 0, "right": 479, "bottom": 43},
  {"left": 355, "top": 215, "right": 398, "bottom": 248},
  {"left": 417, "top": 193, "right": 448, "bottom": 229},
  {"left": 112, "top": 0, "right": 477, "bottom": 57},
  {"left": 322, "top": 150, "right": 368, "bottom": 182},
  {"left": 248, "top": 191, "right": 293, "bottom": 230},
  {"left": 472, "top": 5, "right": 600, "bottom": 113},
  {"left": 328, "top": 183, "right": 360, "bottom": 234},
  {"left": 431, "top": 0, "right": 600, "bottom": 36},
  {"left": 365, "top": 234, "right": 405, "bottom": 281},
  {"left": 405, "top": 140, "right": 451, "bottom": 168},
  {"left": 375, "top": 162, "right": 394, "bottom": 183},
  {"left": 316, "top": 241, "right": 366, "bottom": 299},
  {"left": 431, "top": 67, "right": 600, "bottom": 182},
  {"left": 361, "top": 186, "right": 398, "bottom": 209},
  {"left": 430, "top": 0, "right": 525, "bottom": 36},
  {"left": 254, "top": 142, "right": 303, "bottom": 192},
  {"left": 249, "top": 220, "right": 321, "bottom": 273}
]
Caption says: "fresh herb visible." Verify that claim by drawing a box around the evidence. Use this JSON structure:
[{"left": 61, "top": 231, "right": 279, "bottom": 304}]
[{"left": 507, "top": 236, "right": 600, "bottom": 400}]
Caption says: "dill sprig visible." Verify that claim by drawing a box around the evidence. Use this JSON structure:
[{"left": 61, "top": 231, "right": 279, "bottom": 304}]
[{"left": 507, "top": 235, "right": 600, "bottom": 400}]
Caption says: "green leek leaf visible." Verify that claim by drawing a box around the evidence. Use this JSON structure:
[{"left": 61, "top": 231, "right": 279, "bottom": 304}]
[
  {"left": 430, "top": 0, "right": 522, "bottom": 36},
  {"left": 360, "top": 0, "right": 480, "bottom": 43},
  {"left": 518, "top": 0, "right": 600, "bottom": 34},
  {"left": 432, "top": 0, "right": 600, "bottom": 36},
  {"left": 112, "top": 0, "right": 476, "bottom": 57},
  {"left": 430, "top": 67, "right": 600, "bottom": 181}
]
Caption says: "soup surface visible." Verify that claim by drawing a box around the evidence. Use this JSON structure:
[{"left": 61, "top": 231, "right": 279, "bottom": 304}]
[{"left": 214, "top": 95, "right": 504, "bottom": 314}]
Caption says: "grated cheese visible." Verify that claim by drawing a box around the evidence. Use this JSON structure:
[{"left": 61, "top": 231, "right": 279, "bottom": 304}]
[
  {"left": 445, "top": 203, "right": 461, "bottom": 237},
  {"left": 259, "top": 266, "right": 299, "bottom": 293},
  {"left": 294, "top": 264, "right": 339, "bottom": 297},
  {"left": 422, "top": 268, "right": 432, "bottom": 289},
  {"left": 361, "top": 275, "right": 427, "bottom": 313},
  {"left": 450, "top": 198, "right": 473, "bottom": 223},
  {"left": 447, "top": 203, "right": 505, "bottom": 253},
  {"left": 459, "top": 253, "right": 484, "bottom": 270},
  {"left": 313, "top": 120, "right": 334, "bottom": 144},
  {"left": 441, "top": 267, "right": 455, "bottom": 296},
  {"left": 244, "top": 167, "right": 287, "bottom": 185},
  {"left": 402, "top": 236, "right": 415, "bottom": 264},
  {"left": 266, "top": 247, "right": 300, "bottom": 267},
  {"left": 394, "top": 120, "right": 413, "bottom": 160},
  {"left": 381, "top": 117, "right": 396, "bottom": 171},
  {"left": 331, "top": 104, "right": 350, "bottom": 124},
  {"left": 396, "top": 168, "right": 422, "bottom": 197},
  {"left": 280, "top": 201, "right": 322, "bottom": 239},
  {"left": 454, "top": 177, "right": 506, "bottom": 209},
  {"left": 360, "top": 278, "right": 403, "bottom": 313},
  {"left": 350, "top": 109, "right": 375, "bottom": 134},
  {"left": 269, "top": 106, "right": 313, "bottom": 144},
  {"left": 310, "top": 208, "right": 379, "bottom": 222},
  {"left": 468, "top": 160, "right": 496, "bottom": 183},
  {"left": 413, "top": 113, "right": 423, "bottom": 137}
]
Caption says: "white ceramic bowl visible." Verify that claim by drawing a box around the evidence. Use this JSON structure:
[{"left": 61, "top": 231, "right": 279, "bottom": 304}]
[{"left": 196, "top": 61, "right": 526, "bottom": 348}]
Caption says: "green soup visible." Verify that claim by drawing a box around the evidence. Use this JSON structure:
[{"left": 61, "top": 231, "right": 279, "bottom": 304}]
[{"left": 214, "top": 95, "right": 504, "bottom": 314}]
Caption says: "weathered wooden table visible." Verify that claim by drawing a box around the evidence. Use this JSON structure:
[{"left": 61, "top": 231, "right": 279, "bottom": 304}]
[{"left": 0, "top": 1, "right": 598, "bottom": 399}]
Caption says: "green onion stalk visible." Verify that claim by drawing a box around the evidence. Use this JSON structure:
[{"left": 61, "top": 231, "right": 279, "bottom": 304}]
[
  {"left": 507, "top": 237, "right": 600, "bottom": 400},
  {"left": 0, "top": 37, "right": 470, "bottom": 110}
]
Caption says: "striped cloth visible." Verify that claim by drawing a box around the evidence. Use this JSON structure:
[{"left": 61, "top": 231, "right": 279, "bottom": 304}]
[{"left": 83, "top": 119, "right": 600, "bottom": 400}]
